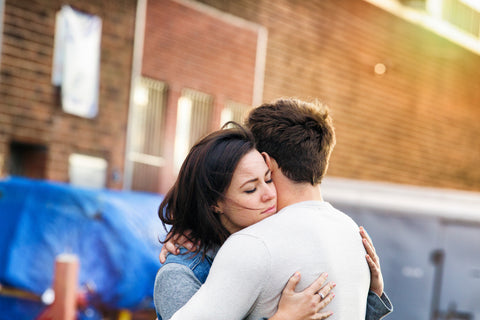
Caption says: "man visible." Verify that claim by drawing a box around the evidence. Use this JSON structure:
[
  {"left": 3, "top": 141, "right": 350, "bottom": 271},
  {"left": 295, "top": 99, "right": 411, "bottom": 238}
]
[{"left": 168, "top": 98, "right": 391, "bottom": 319}]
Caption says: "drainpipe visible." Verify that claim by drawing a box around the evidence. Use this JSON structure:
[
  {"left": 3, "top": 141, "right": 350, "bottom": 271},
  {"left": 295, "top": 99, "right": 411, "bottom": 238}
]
[
  {"left": 0, "top": 0, "right": 6, "bottom": 72},
  {"left": 252, "top": 26, "right": 268, "bottom": 107},
  {"left": 429, "top": 249, "right": 445, "bottom": 320},
  {"left": 123, "top": 0, "right": 147, "bottom": 190}
]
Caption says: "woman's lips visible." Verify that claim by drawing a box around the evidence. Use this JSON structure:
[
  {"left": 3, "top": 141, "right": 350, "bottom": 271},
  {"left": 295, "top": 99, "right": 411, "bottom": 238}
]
[{"left": 262, "top": 205, "right": 276, "bottom": 214}]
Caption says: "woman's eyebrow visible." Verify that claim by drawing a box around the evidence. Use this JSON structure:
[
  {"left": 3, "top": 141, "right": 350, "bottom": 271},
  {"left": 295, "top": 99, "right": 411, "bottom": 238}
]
[
  {"left": 240, "top": 177, "right": 258, "bottom": 188},
  {"left": 240, "top": 170, "right": 271, "bottom": 188}
]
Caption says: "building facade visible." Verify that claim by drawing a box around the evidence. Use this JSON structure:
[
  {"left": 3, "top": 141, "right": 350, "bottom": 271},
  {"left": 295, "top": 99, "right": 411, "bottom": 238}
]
[
  {"left": 194, "top": 0, "right": 480, "bottom": 191},
  {"left": 0, "top": 0, "right": 137, "bottom": 189},
  {"left": 1, "top": 0, "right": 479, "bottom": 193},
  {"left": 1, "top": 0, "right": 480, "bottom": 319}
]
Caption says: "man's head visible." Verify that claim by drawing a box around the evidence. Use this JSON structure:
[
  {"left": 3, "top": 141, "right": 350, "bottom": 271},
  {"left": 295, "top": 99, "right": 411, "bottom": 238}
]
[{"left": 245, "top": 98, "right": 336, "bottom": 185}]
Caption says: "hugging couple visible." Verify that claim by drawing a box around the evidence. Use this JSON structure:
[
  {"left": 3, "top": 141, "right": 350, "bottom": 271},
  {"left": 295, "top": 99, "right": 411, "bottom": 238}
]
[{"left": 154, "top": 98, "right": 393, "bottom": 320}]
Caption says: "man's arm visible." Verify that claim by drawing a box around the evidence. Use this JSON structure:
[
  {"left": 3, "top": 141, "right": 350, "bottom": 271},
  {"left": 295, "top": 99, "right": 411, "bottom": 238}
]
[{"left": 170, "top": 234, "right": 270, "bottom": 320}]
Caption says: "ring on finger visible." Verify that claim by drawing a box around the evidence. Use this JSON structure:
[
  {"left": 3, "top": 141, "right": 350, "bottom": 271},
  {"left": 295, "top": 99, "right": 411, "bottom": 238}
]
[{"left": 319, "top": 292, "right": 325, "bottom": 299}]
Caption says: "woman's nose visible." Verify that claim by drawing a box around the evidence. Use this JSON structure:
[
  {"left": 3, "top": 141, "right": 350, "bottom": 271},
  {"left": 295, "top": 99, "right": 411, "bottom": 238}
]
[{"left": 262, "top": 186, "right": 275, "bottom": 202}]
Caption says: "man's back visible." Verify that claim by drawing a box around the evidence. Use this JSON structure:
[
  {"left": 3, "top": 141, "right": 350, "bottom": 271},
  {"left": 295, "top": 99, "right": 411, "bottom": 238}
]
[
  {"left": 237, "top": 201, "right": 370, "bottom": 319},
  {"left": 171, "top": 201, "right": 370, "bottom": 320}
]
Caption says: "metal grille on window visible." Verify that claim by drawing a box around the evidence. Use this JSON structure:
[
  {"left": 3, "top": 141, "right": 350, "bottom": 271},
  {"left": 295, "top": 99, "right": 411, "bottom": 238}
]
[
  {"left": 442, "top": 0, "right": 480, "bottom": 38},
  {"left": 400, "top": 0, "right": 480, "bottom": 38},
  {"left": 221, "top": 101, "right": 252, "bottom": 127},
  {"left": 128, "top": 77, "right": 167, "bottom": 192},
  {"left": 174, "top": 89, "right": 214, "bottom": 171}
]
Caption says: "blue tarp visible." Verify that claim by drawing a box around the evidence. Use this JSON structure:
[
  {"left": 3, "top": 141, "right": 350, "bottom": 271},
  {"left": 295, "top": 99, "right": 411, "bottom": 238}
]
[{"left": 0, "top": 177, "right": 166, "bottom": 319}]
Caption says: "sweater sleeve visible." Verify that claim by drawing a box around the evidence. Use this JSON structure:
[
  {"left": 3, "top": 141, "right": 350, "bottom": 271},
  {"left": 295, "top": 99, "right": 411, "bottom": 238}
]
[
  {"left": 153, "top": 263, "right": 203, "bottom": 320},
  {"left": 365, "top": 291, "right": 393, "bottom": 320},
  {"left": 170, "top": 234, "right": 270, "bottom": 320}
]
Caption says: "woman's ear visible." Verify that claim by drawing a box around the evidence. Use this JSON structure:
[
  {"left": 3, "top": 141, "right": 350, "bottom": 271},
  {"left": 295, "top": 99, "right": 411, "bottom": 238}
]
[
  {"left": 211, "top": 204, "right": 223, "bottom": 215},
  {"left": 261, "top": 152, "right": 277, "bottom": 171}
]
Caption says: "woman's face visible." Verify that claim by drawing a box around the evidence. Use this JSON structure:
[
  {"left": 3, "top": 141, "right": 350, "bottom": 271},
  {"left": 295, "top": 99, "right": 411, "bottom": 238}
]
[{"left": 216, "top": 150, "right": 277, "bottom": 234}]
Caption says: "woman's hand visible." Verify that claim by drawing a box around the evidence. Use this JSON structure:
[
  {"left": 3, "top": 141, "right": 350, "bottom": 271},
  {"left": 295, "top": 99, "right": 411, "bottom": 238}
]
[
  {"left": 159, "top": 230, "right": 198, "bottom": 264},
  {"left": 270, "top": 272, "right": 335, "bottom": 320},
  {"left": 360, "top": 226, "right": 384, "bottom": 297}
]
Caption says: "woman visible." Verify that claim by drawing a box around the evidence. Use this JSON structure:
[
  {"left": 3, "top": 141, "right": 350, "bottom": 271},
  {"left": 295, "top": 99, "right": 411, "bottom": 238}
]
[{"left": 154, "top": 125, "right": 390, "bottom": 319}]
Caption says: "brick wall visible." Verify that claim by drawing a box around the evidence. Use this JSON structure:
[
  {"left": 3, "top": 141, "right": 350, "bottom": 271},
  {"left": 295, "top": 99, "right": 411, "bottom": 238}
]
[
  {"left": 4, "top": 0, "right": 478, "bottom": 193},
  {"left": 197, "top": 0, "right": 480, "bottom": 192},
  {"left": 0, "top": 0, "right": 136, "bottom": 188},
  {"left": 142, "top": 0, "right": 263, "bottom": 193}
]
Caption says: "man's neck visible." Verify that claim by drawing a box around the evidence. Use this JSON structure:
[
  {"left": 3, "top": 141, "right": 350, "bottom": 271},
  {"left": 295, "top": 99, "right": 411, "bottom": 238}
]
[{"left": 274, "top": 173, "right": 323, "bottom": 211}]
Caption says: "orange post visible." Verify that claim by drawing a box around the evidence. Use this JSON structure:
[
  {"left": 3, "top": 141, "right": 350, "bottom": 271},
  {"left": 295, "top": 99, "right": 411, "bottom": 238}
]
[{"left": 51, "top": 254, "right": 80, "bottom": 320}]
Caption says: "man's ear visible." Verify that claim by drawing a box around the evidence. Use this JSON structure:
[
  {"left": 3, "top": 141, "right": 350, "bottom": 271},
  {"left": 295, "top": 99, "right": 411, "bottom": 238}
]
[{"left": 261, "top": 152, "right": 277, "bottom": 171}]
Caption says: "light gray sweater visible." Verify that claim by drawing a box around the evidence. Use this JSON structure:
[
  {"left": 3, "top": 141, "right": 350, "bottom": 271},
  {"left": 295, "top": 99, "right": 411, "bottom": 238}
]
[{"left": 170, "top": 201, "right": 372, "bottom": 320}]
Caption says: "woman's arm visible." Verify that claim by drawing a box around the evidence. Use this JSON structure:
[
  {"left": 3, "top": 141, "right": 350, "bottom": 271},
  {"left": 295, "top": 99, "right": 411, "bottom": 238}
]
[
  {"left": 360, "top": 226, "right": 383, "bottom": 296},
  {"left": 360, "top": 227, "right": 393, "bottom": 319},
  {"left": 159, "top": 231, "right": 197, "bottom": 263}
]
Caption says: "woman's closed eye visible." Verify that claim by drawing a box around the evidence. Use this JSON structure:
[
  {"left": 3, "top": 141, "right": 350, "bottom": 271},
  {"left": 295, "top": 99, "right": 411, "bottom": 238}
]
[
  {"left": 245, "top": 178, "right": 272, "bottom": 193},
  {"left": 245, "top": 187, "right": 257, "bottom": 194},
  {"left": 265, "top": 170, "right": 272, "bottom": 184}
]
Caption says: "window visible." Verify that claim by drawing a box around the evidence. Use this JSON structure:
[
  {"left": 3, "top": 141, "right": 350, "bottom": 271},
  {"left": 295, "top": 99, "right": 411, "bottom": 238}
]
[
  {"left": 441, "top": 0, "right": 480, "bottom": 37},
  {"left": 8, "top": 142, "right": 48, "bottom": 179},
  {"left": 364, "top": 0, "right": 480, "bottom": 54},
  {"left": 126, "top": 77, "right": 168, "bottom": 192},
  {"left": 69, "top": 154, "right": 107, "bottom": 189},
  {"left": 221, "top": 101, "right": 252, "bottom": 127},
  {"left": 174, "top": 89, "right": 214, "bottom": 171},
  {"left": 399, "top": 0, "right": 427, "bottom": 10}
]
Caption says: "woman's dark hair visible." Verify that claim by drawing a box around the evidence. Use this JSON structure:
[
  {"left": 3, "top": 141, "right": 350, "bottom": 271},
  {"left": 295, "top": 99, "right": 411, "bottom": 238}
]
[{"left": 158, "top": 122, "right": 256, "bottom": 257}]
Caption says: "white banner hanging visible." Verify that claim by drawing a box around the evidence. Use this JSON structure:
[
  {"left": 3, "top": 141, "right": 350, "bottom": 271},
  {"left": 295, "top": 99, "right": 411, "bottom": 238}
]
[{"left": 52, "top": 5, "right": 102, "bottom": 118}]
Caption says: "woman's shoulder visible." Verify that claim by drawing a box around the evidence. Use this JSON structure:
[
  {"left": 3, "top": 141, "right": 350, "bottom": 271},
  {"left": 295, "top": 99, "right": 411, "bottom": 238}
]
[
  {"left": 160, "top": 248, "right": 213, "bottom": 283},
  {"left": 155, "top": 261, "right": 200, "bottom": 288}
]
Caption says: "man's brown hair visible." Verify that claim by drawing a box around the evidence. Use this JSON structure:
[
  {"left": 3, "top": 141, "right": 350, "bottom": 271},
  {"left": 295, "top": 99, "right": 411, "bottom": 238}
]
[{"left": 245, "top": 98, "right": 336, "bottom": 185}]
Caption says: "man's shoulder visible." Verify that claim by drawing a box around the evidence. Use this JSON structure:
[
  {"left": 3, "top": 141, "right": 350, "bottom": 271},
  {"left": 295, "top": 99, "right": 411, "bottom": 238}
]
[
  {"left": 280, "top": 200, "right": 334, "bottom": 213},
  {"left": 275, "top": 201, "right": 350, "bottom": 222},
  {"left": 236, "top": 201, "right": 347, "bottom": 233}
]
